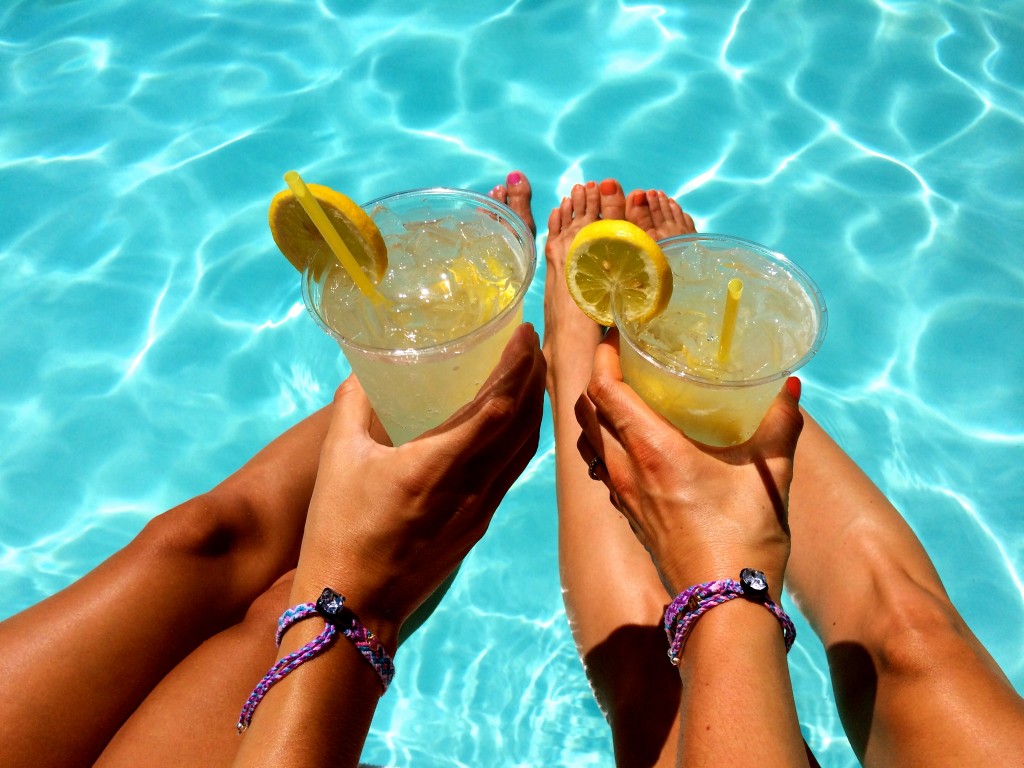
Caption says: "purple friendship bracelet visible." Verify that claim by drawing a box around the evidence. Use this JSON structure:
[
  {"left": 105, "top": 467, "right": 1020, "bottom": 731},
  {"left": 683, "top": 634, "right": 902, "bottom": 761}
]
[
  {"left": 237, "top": 587, "right": 395, "bottom": 732},
  {"left": 663, "top": 568, "right": 796, "bottom": 665}
]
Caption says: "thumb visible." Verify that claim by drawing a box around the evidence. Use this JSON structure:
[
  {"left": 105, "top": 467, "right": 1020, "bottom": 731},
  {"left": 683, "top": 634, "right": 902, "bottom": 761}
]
[
  {"left": 328, "top": 374, "right": 375, "bottom": 443},
  {"left": 748, "top": 376, "right": 804, "bottom": 460}
]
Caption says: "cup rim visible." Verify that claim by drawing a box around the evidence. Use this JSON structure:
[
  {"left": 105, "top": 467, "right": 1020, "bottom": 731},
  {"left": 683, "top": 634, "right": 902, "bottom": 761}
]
[
  {"left": 301, "top": 186, "right": 537, "bottom": 361},
  {"left": 615, "top": 233, "right": 828, "bottom": 389}
]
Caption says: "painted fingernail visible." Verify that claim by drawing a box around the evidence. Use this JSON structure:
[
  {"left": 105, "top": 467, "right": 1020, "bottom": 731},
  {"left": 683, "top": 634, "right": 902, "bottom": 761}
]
[
  {"left": 786, "top": 376, "right": 802, "bottom": 400},
  {"left": 600, "top": 179, "right": 617, "bottom": 194},
  {"left": 632, "top": 190, "right": 647, "bottom": 206},
  {"left": 507, "top": 171, "right": 522, "bottom": 185}
]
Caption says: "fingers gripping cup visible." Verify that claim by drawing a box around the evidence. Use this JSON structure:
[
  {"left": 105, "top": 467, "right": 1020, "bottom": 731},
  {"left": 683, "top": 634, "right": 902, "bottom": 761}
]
[
  {"left": 303, "top": 188, "right": 536, "bottom": 445},
  {"left": 614, "top": 234, "right": 826, "bottom": 447}
]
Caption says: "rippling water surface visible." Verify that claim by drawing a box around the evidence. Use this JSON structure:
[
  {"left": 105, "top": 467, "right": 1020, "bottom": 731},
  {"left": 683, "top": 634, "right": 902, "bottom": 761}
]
[{"left": 2, "top": 1, "right": 1022, "bottom": 765}]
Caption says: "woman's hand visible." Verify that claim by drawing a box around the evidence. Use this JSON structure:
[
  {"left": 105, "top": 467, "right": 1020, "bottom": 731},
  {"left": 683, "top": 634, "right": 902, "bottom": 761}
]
[
  {"left": 294, "top": 323, "right": 546, "bottom": 650},
  {"left": 574, "top": 330, "right": 803, "bottom": 596}
]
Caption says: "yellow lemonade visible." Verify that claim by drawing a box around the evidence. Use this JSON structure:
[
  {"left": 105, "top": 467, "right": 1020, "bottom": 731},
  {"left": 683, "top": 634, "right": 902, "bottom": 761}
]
[
  {"left": 303, "top": 188, "right": 535, "bottom": 445},
  {"left": 616, "top": 235, "right": 826, "bottom": 446}
]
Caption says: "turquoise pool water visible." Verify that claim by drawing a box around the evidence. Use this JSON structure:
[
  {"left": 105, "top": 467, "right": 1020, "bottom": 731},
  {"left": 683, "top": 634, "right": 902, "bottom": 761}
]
[{"left": 2, "top": 1, "right": 1022, "bottom": 765}]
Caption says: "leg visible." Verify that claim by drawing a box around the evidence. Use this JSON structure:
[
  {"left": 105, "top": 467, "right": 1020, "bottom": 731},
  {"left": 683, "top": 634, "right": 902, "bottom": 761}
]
[
  {"left": 545, "top": 180, "right": 693, "bottom": 767},
  {"left": 95, "top": 573, "right": 295, "bottom": 767},
  {"left": 88, "top": 173, "right": 542, "bottom": 767},
  {"left": 0, "top": 404, "right": 333, "bottom": 768},
  {"left": 786, "top": 414, "right": 1024, "bottom": 766}
]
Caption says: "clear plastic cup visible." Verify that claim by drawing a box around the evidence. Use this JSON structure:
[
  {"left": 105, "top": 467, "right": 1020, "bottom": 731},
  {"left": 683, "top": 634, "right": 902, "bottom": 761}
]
[
  {"left": 303, "top": 188, "right": 536, "bottom": 445},
  {"left": 615, "top": 234, "right": 826, "bottom": 446}
]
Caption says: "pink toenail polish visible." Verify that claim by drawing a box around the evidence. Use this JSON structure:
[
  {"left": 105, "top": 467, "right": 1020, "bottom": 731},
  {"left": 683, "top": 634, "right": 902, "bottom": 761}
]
[
  {"left": 632, "top": 191, "right": 647, "bottom": 206},
  {"left": 600, "top": 179, "right": 617, "bottom": 195},
  {"left": 506, "top": 172, "right": 522, "bottom": 185}
]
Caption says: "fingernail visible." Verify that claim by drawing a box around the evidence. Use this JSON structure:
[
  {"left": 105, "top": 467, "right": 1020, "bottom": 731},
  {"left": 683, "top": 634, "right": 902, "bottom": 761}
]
[
  {"left": 632, "top": 190, "right": 647, "bottom": 206},
  {"left": 786, "top": 376, "right": 802, "bottom": 401},
  {"left": 507, "top": 171, "right": 522, "bottom": 185},
  {"left": 600, "top": 179, "right": 617, "bottom": 195}
]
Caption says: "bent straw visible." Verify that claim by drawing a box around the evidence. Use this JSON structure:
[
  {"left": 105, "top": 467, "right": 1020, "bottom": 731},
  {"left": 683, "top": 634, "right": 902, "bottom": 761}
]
[
  {"left": 717, "top": 278, "right": 744, "bottom": 363},
  {"left": 283, "top": 170, "right": 388, "bottom": 306}
]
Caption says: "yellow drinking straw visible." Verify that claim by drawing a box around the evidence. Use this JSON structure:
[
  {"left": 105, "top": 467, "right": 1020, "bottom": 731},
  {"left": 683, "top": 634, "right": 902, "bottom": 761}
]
[
  {"left": 283, "top": 170, "right": 388, "bottom": 306},
  {"left": 717, "top": 278, "right": 744, "bottom": 362}
]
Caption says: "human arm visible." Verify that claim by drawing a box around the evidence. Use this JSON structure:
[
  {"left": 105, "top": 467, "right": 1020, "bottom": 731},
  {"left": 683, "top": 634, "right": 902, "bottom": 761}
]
[
  {"left": 574, "top": 329, "right": 808, "bottom": 767},
  {"left": 233, "top": 322, "right": 546, "bottom": 767}
]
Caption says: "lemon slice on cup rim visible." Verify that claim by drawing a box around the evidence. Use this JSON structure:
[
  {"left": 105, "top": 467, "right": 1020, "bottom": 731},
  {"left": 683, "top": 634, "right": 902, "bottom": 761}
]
[
  {"left": 565, "top": 219, "right": 672, "bottom": 326},
  {"left": 268, "top": 180, "right": 388, "bottom": 282}
]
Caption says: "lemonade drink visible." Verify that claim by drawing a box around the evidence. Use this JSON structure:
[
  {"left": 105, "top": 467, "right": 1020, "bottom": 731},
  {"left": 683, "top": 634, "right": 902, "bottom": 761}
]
[
  {"left": 303, "top": 188, "right": 536, "bottom": 445},
  {"left": 616, "top": 234, "right": 826, "bottom": 447}
]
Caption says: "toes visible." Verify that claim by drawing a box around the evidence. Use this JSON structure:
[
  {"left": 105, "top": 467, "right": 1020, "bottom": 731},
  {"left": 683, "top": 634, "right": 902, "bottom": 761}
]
[
  {"left": 547, "top": 205, "right": 562, "bottom": 240},
  {"left": 504, "top": 170, "right": 536, "bottom": 236},
  {"left": 559, "top": 194, "right": 575, "bottom": 231},
  {"left": 667, "top": 198, "right": 698, "bottom": 234},
  {"left": 585, "top": 180, "right": 601, "bottom": 221},
  {"left": 545, "top": 205, "right": 564, "bottom": 266},
  {"left": 598, "top": 178, "right": 625, "bottom": 220},
  {"left": 625, "top": 188, "right": 654, "bottom": 234},
  {"left": 648, "top": 190, "right": 669, "bottom": 230},
  {"left": 663, "top": 196, "right": 698, "bottom": 235},
  {"left": 570, "top": 183, "right": 596, "bottom": 225}
]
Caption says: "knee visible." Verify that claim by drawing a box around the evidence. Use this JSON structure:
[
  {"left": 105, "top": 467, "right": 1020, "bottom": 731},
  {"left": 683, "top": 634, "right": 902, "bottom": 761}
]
[
  {"left": 138, "top": 491, "right": 249, "bottom": 561},
  {"left": 862, "top": 575, "right": 967, "bottom": 679}
]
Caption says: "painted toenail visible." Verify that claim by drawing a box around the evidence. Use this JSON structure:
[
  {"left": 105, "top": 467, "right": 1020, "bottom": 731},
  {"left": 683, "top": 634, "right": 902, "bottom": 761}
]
[
  {"left": 632, "top": 191, "right": 647, "bottom": 206},
  {"left": 507, "top": 172, "right": 522, "bottom": 185},
  {"left": 586, "top": 180, "right": 596, "bottom": 188},
  {"left": 600, "top": 179, "right": 617, "bottom": 195}
]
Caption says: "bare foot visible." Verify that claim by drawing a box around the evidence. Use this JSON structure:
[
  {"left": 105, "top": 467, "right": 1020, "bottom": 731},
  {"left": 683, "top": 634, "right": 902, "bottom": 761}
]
[
  {"left": 543, "top": 179, "right": 626, "bottom": 394},
  {"left": 625, "top": 188, "right": 696, "bottom": 240},
  {"left": 490, "top": 170, "right": 536, "bottom": 236}
]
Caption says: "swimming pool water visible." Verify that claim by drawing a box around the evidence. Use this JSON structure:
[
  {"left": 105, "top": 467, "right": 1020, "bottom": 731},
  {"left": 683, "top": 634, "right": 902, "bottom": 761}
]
[{"left": 2, "top": 1, "right": 1022, "bottom": 765}]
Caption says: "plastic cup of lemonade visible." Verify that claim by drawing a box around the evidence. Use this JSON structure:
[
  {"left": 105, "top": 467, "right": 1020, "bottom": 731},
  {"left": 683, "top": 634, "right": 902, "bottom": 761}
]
[
  {"left": 301, "top": 188, "right": 536, "bottom": 446},
  {"left": 615, "top": 234, "right": 826, "bottom": 447}
]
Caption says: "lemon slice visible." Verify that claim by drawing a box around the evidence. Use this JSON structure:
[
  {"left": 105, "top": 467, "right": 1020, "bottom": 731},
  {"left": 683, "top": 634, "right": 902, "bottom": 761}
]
[
  {"left": 565, "top": 219, "right": 672, "bottom": 326},
  {"left": 269, "top": 182, "right": 388, "bottom": 281}
]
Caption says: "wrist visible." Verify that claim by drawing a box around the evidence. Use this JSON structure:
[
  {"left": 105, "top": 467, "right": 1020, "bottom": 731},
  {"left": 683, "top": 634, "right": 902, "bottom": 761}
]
[
  {"left": 664, "top": 569, "right": 796, "bottom": 664},
  {"left": 288, "top": 570, "right": 401, "bottom": 656},
  {"left": 659, "top": 548, "right": 788, "bottom": 597}
]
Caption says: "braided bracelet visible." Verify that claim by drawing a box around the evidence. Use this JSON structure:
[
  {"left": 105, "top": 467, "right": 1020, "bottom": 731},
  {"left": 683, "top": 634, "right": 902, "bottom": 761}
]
[
  {"left": 664, "top": 568, "right": 796, "bottom": 665},
  {"left": 237, "top": 587, "right": 395, "bottom": 732}
]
